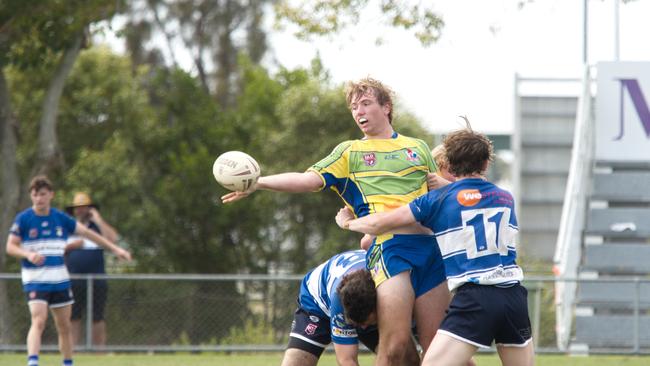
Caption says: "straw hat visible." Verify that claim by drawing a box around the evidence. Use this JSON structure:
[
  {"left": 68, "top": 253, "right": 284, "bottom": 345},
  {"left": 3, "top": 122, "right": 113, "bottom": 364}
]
[{"left": 65, "top": 192, "right": 99, "bottom": 214}]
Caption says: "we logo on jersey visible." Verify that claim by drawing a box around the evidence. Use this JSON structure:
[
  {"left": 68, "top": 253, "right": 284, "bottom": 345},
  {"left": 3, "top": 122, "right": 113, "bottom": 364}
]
[{"left": 457, "top": 189, "right": 482, "bottom": 206}]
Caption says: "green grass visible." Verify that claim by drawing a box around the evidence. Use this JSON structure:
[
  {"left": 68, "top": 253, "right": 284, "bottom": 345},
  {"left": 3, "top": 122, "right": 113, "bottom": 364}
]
[{"left": 0, "top": 352, "right": 648, "bottom": 365}]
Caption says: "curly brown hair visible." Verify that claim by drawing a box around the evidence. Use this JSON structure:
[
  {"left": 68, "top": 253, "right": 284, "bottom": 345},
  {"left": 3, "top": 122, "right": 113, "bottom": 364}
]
[
  {"left": 443, "top": 123, "right": 494, "bottom": 177},
  {"left": 345, "top": 77, "right": 394, "bottom": 123},
  {"left": 337, "top": 269, "right": 376, "bottom": 325}
]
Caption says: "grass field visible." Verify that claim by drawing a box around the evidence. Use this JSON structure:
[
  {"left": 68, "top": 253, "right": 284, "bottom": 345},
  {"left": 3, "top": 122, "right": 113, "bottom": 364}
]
[{"left": 1, "top": 353, "right": 648, "bottom": 365}]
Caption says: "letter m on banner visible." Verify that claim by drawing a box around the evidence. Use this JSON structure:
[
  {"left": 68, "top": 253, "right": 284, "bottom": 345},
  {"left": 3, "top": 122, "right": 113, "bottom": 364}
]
[
  {"left": 596, "top": 62, "right": 650, "bottom": 162},
  {"left": 614, "top": 79, "right": 650, "bottom": 140}
]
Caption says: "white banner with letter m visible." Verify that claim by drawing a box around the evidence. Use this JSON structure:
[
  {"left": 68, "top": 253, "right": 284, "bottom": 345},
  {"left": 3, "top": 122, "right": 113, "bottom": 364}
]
[{"left": 596, "top": 62, "right": 650, "bottom": 162}]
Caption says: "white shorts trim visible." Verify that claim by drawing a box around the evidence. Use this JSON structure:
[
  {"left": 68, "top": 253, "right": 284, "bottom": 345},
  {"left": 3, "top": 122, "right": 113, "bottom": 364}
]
[
  {"left": 289, "top": 333, "right": 327, "bottom": 348},
  {"left": 50, "top": 300, "right": 74, "bottom": 309},
  {"left": 496, "top": 337, "right": 533, "bottom": 348},
  {"left": 437, "top": 329, "right": 490, "bottom": 349}
]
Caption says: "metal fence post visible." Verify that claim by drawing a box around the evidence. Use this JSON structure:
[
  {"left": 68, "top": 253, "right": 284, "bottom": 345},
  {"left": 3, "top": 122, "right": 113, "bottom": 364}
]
[
  {"left": 633, "top": 277, "right": 640, "bottom": 354},
  {"left": 85, "top": 275, "right": 94, "bottom": 351}
]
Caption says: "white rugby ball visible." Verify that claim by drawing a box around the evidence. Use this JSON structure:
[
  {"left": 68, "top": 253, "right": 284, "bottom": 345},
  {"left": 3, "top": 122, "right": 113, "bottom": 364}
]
[{"left": 212, "top": 151, "right": 261, "bottom": 192}]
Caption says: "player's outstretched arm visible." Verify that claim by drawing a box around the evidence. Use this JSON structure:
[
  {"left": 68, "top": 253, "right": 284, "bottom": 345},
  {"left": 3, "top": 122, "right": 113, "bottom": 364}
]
[
  {"left": 336, "top": 206, "right": 416, "bottom": 236},
  {"left": 427, "top": 173, "right": 451, "bottom": 191},
  {"left": 75, "top": 224, "right": 132, "bottom": 261},
  {"left": 221, "top": 171, "right": 324, "bottom": 203}
]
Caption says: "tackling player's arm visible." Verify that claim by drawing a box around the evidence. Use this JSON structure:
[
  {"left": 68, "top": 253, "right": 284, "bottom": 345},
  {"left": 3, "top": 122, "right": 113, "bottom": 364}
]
[
  {"left": 333, "top": 343, "right": 361, "bottom": 366},
  {"left": 75, "top": 224, "right": 132, "bottom": 261},
  {"left": 335, "top": 206, "right": 416, "bottom": 236},
  {"left": 5, "top": 234, "right": 44, "bottom": 265},
  {"left": 221, "top": 171, "right": 324, "bottom": 203}
]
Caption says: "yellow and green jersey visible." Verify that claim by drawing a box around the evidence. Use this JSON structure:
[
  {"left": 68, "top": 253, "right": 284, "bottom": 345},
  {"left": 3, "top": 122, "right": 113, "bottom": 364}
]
[{"left": 309, "top": 132, "right": 437, "bottom": 217}]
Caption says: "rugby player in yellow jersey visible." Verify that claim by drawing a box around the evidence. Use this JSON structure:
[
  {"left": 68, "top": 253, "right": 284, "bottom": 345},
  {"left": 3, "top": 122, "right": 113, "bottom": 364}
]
[{"left": 222, "top": 78, "right": 450, "bottom": 366}]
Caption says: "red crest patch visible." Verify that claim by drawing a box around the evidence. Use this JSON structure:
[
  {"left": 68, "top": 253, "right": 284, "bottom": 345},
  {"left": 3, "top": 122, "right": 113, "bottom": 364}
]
[
  {"left": 305, "top": 323, "right": 318, "bottom": 335},
  {"left": 363, "top": 153, "right": 376, "bottom": 166}
]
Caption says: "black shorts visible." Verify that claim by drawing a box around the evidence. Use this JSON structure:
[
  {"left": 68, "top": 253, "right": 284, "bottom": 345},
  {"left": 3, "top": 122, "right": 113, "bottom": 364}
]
[
  {"left": 286, "top": 308, "right": 379, "bottom": 357},
  {"left": 26, "top": 289, "right": 74, "bottom": 308},
  {"left": 70, "top": 279, "right": 108, "bottom": 321},
  {"left": 438, "top": 283, "right": 532, "bottom": 348}
]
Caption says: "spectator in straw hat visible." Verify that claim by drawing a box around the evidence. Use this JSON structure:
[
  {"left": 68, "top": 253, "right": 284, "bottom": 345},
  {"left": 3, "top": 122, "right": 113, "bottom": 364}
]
[{"left": 65, "top": 192, "right": 120, "bottom": 348}]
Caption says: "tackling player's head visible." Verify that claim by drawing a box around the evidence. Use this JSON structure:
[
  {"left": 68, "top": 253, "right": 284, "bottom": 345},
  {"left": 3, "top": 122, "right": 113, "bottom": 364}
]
[
  {"left": 346, "top": 77, "right": 394, "bottom": 124},
  {"left": 443, "top": 120, "right": 494, "bottom": 177},
  {"left": 337, "top": 269, "right": 376, "bottom": 327}
]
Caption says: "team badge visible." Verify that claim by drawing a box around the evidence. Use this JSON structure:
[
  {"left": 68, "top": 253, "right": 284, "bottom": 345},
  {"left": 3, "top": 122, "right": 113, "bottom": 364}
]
[
  {"left": 56, "top": 226, "right": 63, "bottom": 237},
  {"left": 42, "top": 221, "right": 48, "bottom": 227},
  {"left": 305, "top": 323, "right": 318, "bottom": 335},
  {"left": 29, "top": 291, "right": 37, "bottom": 299},
  {"left": 457, "top": 189, "right": 482, "bottom": 207},
  {"left": 405, "top": 148, "right": 420, "bottom": 162},
  {"left": 29, "top": 229, "right": 38, "bottom": 238},
  {"left": 363, "top": 153, "right": 376, "bottom": 166}
]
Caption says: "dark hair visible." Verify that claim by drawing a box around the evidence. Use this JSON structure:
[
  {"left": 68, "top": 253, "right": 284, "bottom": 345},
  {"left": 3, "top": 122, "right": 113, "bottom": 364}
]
[
  {"left": 345, "top": 77, "right": 394, "bottom": 123},
  {"left": 29, "top": 175, "right": 53, "bottom": 193},
  {"left": 443, "top": 121, "right": 494, "bottom": 177},
  {"left": 337, "top": 269, "right": 376, "bottom": 324}
]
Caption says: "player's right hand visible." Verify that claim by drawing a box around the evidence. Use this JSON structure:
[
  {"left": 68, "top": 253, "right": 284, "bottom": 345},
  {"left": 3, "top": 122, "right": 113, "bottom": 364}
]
[
  {"left": 27, "top": 251, "right": 45, "bottom": 266},
  {"left": 335, "top": 207, "right": 355, "bottom": 229},
  {"left": 114, "top": 247, "right": 132, "bottom": 262},
  {"left": 221, "top": 190, "right": 252, "bottom": 204}
]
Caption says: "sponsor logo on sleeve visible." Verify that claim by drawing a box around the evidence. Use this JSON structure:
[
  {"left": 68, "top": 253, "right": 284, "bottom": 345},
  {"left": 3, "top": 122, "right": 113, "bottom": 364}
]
[
  {"left": 457, "top": 189, "right": 482, "bottom": 207},
  {"left": 309, "top": 315, "right": 320, "bottom": 323},
  {"left": 332, "top": 327, "right": 357, "bottom": 338}
]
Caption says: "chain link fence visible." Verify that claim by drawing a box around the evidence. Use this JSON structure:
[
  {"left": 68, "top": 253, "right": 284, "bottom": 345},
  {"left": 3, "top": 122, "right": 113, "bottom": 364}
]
[{"left": 0, "top": 274, "right": 647, "bottom": 354}]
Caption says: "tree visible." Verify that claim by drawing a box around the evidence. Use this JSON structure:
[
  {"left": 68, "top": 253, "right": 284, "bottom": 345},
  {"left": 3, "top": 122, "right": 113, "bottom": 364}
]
[
  {"left": 0, "top": 0, "right": 124, "bottom": 343},
  {"left": 121, "top": 0, "right": 444, "bottom": 109}
]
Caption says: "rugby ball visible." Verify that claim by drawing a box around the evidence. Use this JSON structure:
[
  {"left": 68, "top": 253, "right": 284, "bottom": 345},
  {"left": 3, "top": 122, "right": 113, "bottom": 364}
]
[{"left": 212, "top": 151, "right": 261, "bottom": 192}]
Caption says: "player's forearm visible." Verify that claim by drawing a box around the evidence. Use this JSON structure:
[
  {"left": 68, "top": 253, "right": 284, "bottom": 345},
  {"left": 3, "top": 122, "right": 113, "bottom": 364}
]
[
  {"left": 82, "top": 228, "right": 120, "bottom": 253},
  {"left": 256, "top": 172, "right": 323, "bottom": 193},
  {"left": 6, "top": 240, "right": 29, "bottom": 259},
  {"left": 94, "top": 219, "right": 119, "bottom": 242},
  {"left": 346, "top": 215, "right": 392, "bottom": 236}
]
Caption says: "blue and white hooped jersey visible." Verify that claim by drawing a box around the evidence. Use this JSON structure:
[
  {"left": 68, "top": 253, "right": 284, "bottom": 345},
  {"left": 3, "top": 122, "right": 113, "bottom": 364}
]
[
  {"left": 409, "top": 178, "right": 523, "bottom": 291},
  {"left": 9, "top": 208, "right": 77, "bottom": 292},
  {"left": 298, "top": 250, "right": 367, "bottom": 345}
]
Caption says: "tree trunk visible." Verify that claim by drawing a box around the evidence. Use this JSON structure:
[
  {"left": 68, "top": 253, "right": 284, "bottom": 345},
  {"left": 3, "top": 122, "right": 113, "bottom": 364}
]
[
  {"left": 0, "top": 68, "right": 20, "bottom": 344},
  {"left": 33, "top": 30, "right": 85, "bottom": 178}
]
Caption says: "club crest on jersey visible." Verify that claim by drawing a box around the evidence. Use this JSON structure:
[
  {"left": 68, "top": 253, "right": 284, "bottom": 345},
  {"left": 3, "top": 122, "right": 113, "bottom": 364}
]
[
  {"left": 405, "top": 148, "right": 420, "bottom": 162},
  {"left": 29, "top": 229, "right": 38, "bottom": 238},
  {"left": 457, "top": 189, "right": 482, "bottom": 207},
  {"left": 305, "top": 323, "right": 318, "bottom": 335},
  {"left": 363, "top": 153, "right": 377, "bottom": 166},
  {"left": 56, "top": 226, "right": 63, "bottom": 237}
]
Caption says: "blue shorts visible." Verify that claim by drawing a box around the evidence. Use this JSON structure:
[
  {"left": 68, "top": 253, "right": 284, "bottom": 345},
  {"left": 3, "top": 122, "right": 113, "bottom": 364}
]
[
  {"left": 366, "top": 234, "right": 446, "bottom": 298},
  {"left": 25, "top": 289, "right": 74, "bottom": 308},
  {"left": 438, "top": 283, "right": 532, "bottom": 348}
]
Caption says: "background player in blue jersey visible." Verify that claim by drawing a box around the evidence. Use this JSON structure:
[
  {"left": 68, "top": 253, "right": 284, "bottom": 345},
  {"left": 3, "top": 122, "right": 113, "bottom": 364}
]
[
  {"left": 5, "top": 176, "right": 132, "bottom": 366},
  {"left": 281, "top": 250, "right": 378, "bottom": 366},
  {"left": 223, "top": 78, "right": 449, "bottom": 365},
  {"left": 335, "top": 127, "right": 535, "bottom": 366},
  {"left": 65, "top": 192, "right": 120, "bottom": 347}
]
